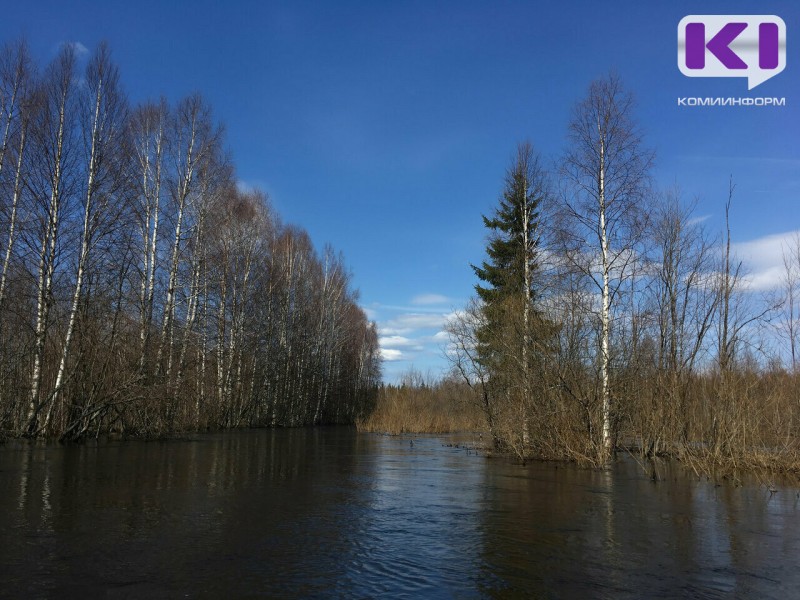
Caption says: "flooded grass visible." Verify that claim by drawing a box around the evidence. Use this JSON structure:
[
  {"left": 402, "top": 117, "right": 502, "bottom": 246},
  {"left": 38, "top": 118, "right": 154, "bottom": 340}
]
[{"left": 357, "top": 384, "right": 486, "bottom": 435}]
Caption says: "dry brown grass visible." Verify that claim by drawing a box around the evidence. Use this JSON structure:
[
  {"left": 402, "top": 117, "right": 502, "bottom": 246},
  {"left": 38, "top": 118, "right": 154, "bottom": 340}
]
[
  {"left": 361, "top": 367, "right": 800, "bottom": 482},
  {"left": 619, "top": 368, "right": 800, "bottom": 480},
  {"left": 357, "top": 381, "right": 487, "bottom": 435}
]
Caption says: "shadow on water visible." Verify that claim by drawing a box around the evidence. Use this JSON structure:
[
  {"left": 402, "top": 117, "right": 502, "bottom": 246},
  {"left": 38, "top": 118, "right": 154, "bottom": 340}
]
[{"left": 0, "top": 429, "right": 798, "bottom": 598}]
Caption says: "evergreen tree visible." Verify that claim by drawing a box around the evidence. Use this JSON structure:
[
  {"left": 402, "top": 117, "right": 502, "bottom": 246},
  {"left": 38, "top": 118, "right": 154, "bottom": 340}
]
[
  {"left": 472, "top": 142, "right": 546, "bottom": 361},
  {"left": 471, "top": 142, "right": 550, "bottom": 456}
]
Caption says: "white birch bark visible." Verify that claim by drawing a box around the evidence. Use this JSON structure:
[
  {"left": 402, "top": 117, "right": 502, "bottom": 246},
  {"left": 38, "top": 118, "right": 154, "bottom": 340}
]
[
  {"left": 521, "top": 170, "right": 531, "bottom": 452},
  {"left": 46, "top": 62, "right": 105, "bottom": 427},
  {"left": 27, "top": 49, "right": 75, "bottom": 435},
  {"left": 216, "top": 258, "right": 228, "bottom": 408},
  {"left": 560, "top": 74, "right": 653, "bottom": 464},
  {"left": 0, "top": 117, "right": 26, "bottom": 311},
  {"left": 156, "top": 99, "right": 201, "bottom": 382},
  {"left": 0, "top": 43, "right": 30, "bottom": 418},
  {"left": 133, "top": 102, "right": 166, "bottom": 374},
  {"left": 598, "top": 135, "right": 612, "bottom": 459},
  {"left": 0, "top": 42, "right": 26, "bottom": 179},
  {"left": 177, "top": 199, "right": 207, "bottom": 391}
]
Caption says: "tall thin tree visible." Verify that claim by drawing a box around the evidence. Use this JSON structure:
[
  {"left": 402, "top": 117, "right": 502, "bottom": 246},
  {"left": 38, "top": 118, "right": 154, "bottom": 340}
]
[
  {"left": 472, "top": 141, "right": 548, "bottom": 455},
  {"left": 559, "top": 74, "right": 653, "bottom": 463}
]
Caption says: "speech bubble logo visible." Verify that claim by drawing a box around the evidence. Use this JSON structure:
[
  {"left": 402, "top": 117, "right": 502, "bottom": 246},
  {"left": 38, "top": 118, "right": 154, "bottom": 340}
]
[{"left": 678, "top": 15, "right": 786, "bottom": 90}]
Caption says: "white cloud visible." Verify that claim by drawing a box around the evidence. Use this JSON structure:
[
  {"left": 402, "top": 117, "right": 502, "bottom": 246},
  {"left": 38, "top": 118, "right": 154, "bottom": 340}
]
[
  {"left": 381, "top": 312, "right": 452, "bottom": 334},
  {"left": 380, "top": 304, "right": 452, "bottom": 314},
  {"left": 411, "top": 293, "right": 450, "bottom": 305},
  {"left": 688, "top": 214, "right": 712, "bottom": 226},
  {"left": 431, "top": 330, "right": 450, "bottom": 342},
  {"left": 374, "top": 310, "right": 462, "bottom": 378},
  {"left": 734, "top": 230, "right": 800, "bottom": 291},
  {"left": 746, "top": 266, "right": 785, "bottom": 291},
  {"left": 68, "top": 41, "right": 89, "bottom": 57},
  {"left": 379, "top": 348, "right": 404, "bottom": 361},
  {"left": 379, "top": 335, "right": 416, "bottom": 348},
  {"left": 369, "top": 298, "right": 469, "bottom": 381}
]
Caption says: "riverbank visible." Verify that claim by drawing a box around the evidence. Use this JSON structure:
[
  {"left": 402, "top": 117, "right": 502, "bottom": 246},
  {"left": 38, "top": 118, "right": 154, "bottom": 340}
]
[{"left": 359, "top": 377, "right": 800, "bottom": 484}]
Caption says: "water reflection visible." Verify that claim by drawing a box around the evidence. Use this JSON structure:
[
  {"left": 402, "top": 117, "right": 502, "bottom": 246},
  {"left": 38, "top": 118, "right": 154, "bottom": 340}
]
[
  {"left": 477, "top": 458, "right": 797, "bottom": 599},
  {"left": 0, "top": 430, "right": 797, "bottom": 598}
]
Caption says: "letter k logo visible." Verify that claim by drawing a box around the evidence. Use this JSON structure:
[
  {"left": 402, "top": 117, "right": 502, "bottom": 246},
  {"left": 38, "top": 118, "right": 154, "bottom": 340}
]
[
  {"left": 686, "top": 22, "right": 748, "bottom": 69},
  {"left": 678, "top": 15, "right": 786, "bottom": 89}
]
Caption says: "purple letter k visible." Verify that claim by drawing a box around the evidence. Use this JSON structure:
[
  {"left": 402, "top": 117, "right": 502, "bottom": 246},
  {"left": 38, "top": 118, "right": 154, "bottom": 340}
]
[{"left": 686, "top": 22, "right": 748, "bottom": 69}]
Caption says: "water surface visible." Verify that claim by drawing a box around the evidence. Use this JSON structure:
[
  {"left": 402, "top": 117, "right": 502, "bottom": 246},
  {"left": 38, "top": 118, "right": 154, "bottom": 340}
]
[{"left": 1, "top": 428, "right": 797, "bottom": 598}]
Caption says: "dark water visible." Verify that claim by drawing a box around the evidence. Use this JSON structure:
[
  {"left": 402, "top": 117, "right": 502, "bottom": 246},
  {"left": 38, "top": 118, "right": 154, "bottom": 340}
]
[{"left": 1, "top": 429, "right": 798, "bottom": 599}]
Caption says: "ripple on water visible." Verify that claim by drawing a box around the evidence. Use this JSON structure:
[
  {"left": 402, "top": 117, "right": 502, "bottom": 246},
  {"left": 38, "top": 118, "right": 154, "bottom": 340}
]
[{"left": 0, "top": 429, "right": 798, "bottom": 598}]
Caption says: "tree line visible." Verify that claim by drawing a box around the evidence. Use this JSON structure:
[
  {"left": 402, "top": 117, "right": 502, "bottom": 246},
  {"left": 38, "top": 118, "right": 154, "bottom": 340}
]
[
  {"left": 448, "top": 73, "right": 800, "bottom": 471},
  {"left": 0, "top": 40, "right": 380, "bottom": 441}
]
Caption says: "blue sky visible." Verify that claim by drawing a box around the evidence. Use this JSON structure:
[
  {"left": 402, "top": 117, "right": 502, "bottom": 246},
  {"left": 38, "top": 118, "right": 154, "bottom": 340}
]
[{"left": 5, "top": 1, "right": 800, "bottom": 382}]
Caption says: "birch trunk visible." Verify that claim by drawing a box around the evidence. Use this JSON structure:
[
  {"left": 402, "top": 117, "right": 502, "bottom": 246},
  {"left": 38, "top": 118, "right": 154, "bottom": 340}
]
[
  {"left": 560, "top": 74, "right": 652, "bottom": 464},
  {"left": 0, "top": 47, "right": 29, "bottom": 420},
  {"left": 27, "top": 50, "right": 75, "bottom": 435},
  {"left": 216, "top": 272, "right": 227, "bottom": 408},
  {"left": 134, "top": 103, "right": 166, "bottom": 375},
  {"left": 176, "top": 206, "right": 206, "bottom": 390},
  {"left": 158, "top": 186, "right": 186, "bottom": 381},
  {"left": 598, "top": 135, "right": 612, "bottom": 461},
  {"left": 0, "top": 42, "right": 26, "bottom": 179},
  {"left": 0, "top": 120, "right": 26, "bottom": 311},
  {"left": 196, "top": 254, "right": 210, "bottom": 424},
  {"left": 46, "top": 65, "right": 105, "bottom": 429},
  {"left": 156, "top": 97, "right": 207, "bottom": 383},
  {"left": 521, "top": 171, "right": 531, "bottom": 453}
]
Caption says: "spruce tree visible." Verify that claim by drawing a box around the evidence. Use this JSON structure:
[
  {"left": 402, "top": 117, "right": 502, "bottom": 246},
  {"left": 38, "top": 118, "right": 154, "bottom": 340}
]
[
  {"left": 471, "top": 142, "right": 549, "bottom": 456},
  {"left": 472, "top": 142, "right": 545, "bottom": 365}
]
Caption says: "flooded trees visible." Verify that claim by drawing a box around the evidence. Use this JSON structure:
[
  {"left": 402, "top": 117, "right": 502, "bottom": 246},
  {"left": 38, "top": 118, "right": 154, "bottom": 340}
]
[
  {"left": 0, "top": 41, "right": 380, "bottom": 440},
  {"left": 445, "top": 299, "right": 497, "bottom": 445},
  {"left": 557, "top": 74, "right": 653, "bottom": 464},
  {"left": 779, "top": 233, "right": 800, "bottom": 371},
  {"left": 50, "top": 43, "right": 127, "bottom": 434},
  {"left": 129, "top": 99, "right": 168, "bottom": 379},
  {"left": 446, "top": 75, "right": 797, "bottom": 473},
  {"left": 635, "top": 190, "right": 719, "bottom": 456},
  {"left": 0, "top": 40, "right": 33, "bottom": 428},
  {"left": 450, "top": 76, "right": 674, "bottom": 465},
  {"left": 458, "top": 142, "right": 555, "bottom": 459},
  {"left": 25, "top": 45, "right": 78, "bottom": 436}
]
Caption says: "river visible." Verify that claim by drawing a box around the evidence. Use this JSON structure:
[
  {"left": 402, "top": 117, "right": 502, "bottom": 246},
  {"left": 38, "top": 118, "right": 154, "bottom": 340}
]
[{"left": 0, "top": 428, "right": 797, "bottom": 598}]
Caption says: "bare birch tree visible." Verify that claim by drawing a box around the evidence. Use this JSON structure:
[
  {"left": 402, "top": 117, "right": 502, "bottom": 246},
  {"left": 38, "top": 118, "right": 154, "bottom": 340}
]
[
  {"left": 445, "top": 299, "right": 498, "bottom": 447},
  {"left": 778, "top": 233, "right": 800, "bottom": 371},
  {"left": 0, "top": 40, "right": 33, "bottom": 310},
  {"left": 25, "top": 45, "right": 78, "bottom": 435},
  {"left": 47, "top": 43, "right": 127, "bottom": 429},
  {"left": 156, "top": 94, "right": 220, "bottom": 387},
  {"left": 0, "top": 41, "right": 34, "bottom": 428},
  {"left": 640, "top": 188, "right": 719, "bottom": 454},
  {"left": 0, "top": 39, "right": 378, "bottom": 439},
  {"left": 558, "top": 73, "right": 653, "bottom": 463},
  {"left": 129, "top": 99, "right": 169, "bottom": 376}
]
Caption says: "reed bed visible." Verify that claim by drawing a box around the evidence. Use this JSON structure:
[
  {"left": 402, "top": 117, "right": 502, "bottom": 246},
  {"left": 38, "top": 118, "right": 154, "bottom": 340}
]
[{"left": 357, "top": 382, "right": 486, "bottom": 435}]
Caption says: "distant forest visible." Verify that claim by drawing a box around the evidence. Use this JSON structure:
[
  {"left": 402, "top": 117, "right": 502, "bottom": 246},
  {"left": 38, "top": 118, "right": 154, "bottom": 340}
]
[{"left": 0, "top": 40, "right": 381, "bottom": 441}]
